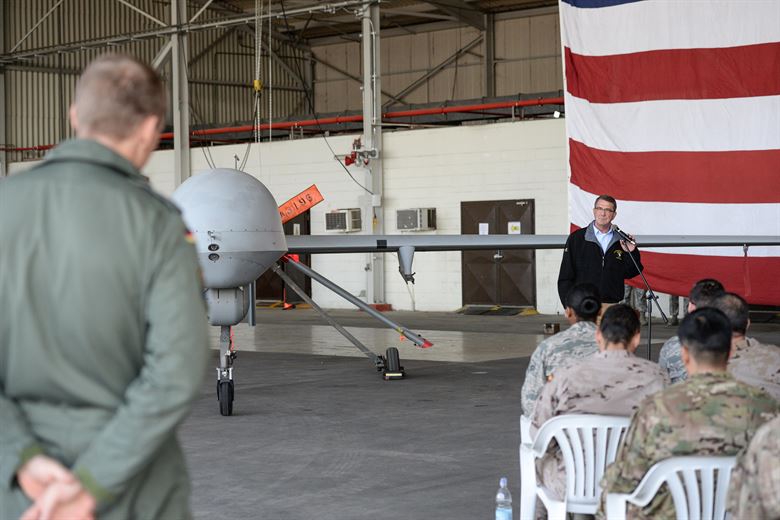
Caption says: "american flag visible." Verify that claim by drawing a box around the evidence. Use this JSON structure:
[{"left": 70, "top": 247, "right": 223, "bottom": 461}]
[{"left": 560, "top": 0, "right": 780, "bottom": 305}]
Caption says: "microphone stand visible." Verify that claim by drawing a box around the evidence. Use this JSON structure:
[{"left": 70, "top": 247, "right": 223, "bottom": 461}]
[{"left": 617, "top": 231, "right": 668, "bottom": 360}]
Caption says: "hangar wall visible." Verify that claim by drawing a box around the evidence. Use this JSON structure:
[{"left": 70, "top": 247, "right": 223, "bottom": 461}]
[{"left": 140, "top": 118, "right": 569, "bottom": 314}]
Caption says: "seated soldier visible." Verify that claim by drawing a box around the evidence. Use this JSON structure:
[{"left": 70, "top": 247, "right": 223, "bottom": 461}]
[
  {"left": 727, "top": 414, "right": 780, "bottom": 519},
  {"left": 530, "top": 304, "right": 668, "bottom": 503},
  {"left": 521, "top": 283, "right": 600, "bottom": 417},
  {"left": 711, "top": 292, "right": 780, "bottom": 400},
  {"left": 658, "top": 278, "right": 724, "bottom": 383},
  {"left": 598, "top": 308, "right": 779, "bottom": 519}
]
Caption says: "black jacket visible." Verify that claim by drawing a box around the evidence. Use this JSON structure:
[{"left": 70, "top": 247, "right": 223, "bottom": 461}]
[{"left": 557, "top": 222, "right": 643, "bottom": 305}]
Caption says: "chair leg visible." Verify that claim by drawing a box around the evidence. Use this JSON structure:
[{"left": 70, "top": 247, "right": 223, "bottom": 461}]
[
  {"left": 519, "top": 488, "right": 537, "bottom": 520},
  {"left": 520, "top": 446, "right": 538, "bottom": 520},
  {"left": 544, "top": 499, "right": 567, "bottom": 520}
]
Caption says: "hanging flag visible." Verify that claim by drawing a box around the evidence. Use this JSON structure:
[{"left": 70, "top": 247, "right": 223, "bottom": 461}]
[{"left": 560, "top": 0, "right": 780, "bottom": 304}]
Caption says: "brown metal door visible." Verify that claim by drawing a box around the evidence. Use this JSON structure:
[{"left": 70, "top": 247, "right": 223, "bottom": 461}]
[
  {"left": 255, "top": 211, "right": 311, "bottom": 302},
  {"left": 461, "top": 200, "right": 536, "bottom": 307}
]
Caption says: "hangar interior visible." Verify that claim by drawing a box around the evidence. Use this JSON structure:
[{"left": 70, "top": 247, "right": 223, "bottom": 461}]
[
  {"left": 3, "top": 1, "right": 780, "bottom": 519},
  {"left": 2, "top": 0, "right": 574, "bottom": 314}
]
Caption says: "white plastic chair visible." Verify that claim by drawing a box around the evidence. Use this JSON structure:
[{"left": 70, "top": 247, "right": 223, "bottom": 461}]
[
  {"left": 604, "top": 456, "right": 736, "bottom": 520},
  {"left": 519, "top": 414, "right": 631, "bottom": 519},
  {"left": 520, "top": 415, "right": 532, "bottom": 444}
]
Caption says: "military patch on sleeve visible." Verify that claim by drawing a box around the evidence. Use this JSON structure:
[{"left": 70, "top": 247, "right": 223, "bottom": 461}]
[{"left": 184, "top": 230, "right": 196, "bottom": 245}]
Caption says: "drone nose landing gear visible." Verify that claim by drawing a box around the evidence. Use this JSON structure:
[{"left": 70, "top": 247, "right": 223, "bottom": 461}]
[{"left": 216, "top": 326, "right": 236, "bottom": 416}]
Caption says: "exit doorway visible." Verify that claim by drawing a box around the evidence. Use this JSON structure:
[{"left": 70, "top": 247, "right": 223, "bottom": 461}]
[
  {"left": 461, "top": 199, "right": 536, "bottom": 307},
  {"left": 255, "top": 211, "right": 311, "bottom": 303}
]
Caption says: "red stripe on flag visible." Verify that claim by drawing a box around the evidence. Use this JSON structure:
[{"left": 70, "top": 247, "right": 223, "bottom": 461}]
[
  {"left": 565, "top": 43, "right": 780, "bottom": 103},
  {"left": 569, "top": 139, "right": 780, "bottom": 204},
  {"left": 625, "top": 251, "right": 780, "bottom": 306}
]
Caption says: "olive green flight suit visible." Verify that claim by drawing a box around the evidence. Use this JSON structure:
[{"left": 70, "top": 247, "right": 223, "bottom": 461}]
[{"left": 0, "top": 139, "right": 209, "bottom": 519}]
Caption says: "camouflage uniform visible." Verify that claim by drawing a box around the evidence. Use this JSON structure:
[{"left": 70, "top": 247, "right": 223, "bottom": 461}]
[
  {"left": 521, "top": 321, "right": 599, "bottom": 416},
  {"left": 658, "top": 336, "right": 687, "bottom": 384},
  {"left": 728, "top": 337, "right": 780, "bottom": 401},
  {"left": 598, "top": 372, "right": 779, "bottom": 520},
  {"left": 728, "top": 414, "right": 780, "bottom": 519},
  {"left": 531, "top": 350, "right": 668, "bottom": 501}
]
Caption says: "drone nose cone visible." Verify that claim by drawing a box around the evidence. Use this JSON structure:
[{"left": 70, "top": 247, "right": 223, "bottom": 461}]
[{"left": 172, "top": 168, "right": 287, "bottom": 288}]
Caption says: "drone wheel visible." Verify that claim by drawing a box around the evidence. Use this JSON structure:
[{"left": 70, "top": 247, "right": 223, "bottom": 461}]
[
  {"left": 385, "top": 347, "right": 401, "bottom": 372},
  {"left": 218, "top": 381, "right": 234, "bottom": 416}
]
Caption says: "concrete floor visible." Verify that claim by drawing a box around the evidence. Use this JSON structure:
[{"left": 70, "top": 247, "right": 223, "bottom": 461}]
[{"left": 180, "top": 308, "right": 780, "bottom": 520}]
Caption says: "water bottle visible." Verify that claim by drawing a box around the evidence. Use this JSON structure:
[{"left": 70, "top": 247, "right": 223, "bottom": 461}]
[{"left": 495, "top": 477, "right": 512, "bottom": 520}]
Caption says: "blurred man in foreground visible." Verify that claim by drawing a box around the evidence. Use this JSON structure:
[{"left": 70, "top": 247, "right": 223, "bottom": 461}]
[{"left": 0, "top": 54, "right": 209, "bottom": 519}]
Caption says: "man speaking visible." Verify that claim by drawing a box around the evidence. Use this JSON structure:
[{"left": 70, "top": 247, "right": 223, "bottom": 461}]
[{"left": 558, "top": 195, "right": 642, "bottom": 308}]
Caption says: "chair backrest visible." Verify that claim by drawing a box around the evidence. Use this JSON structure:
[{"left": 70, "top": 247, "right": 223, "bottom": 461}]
[
  {"left": 520, "top": 415, "right": 532, "bottom": 444},
  {"left": 531, "top": 414, "right": 631, "bottom": 505},
  {"left": 613, "top": 456, "right": 737, "bottom": 520}
]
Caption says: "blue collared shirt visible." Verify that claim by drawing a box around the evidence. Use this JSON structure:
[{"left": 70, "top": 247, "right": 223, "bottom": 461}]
[{"left": 593, "top": 226, "right": 614, "bottom": 253}]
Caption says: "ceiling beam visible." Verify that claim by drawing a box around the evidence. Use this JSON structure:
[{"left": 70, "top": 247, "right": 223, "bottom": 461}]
[
  {"left": 0, "top": 0, "right": 365, "bottom": 64},
  {"left": 423, "top": 0, "right": 484, "bottom": 30}
]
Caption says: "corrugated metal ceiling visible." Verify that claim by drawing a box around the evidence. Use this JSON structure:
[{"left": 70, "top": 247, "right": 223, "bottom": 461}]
[{"left": 218, "top": 0, "right": 557, "bottom": 39}]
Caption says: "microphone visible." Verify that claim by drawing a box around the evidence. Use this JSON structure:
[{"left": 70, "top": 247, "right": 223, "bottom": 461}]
[{"left": 612, "top": 225, "right": 636, "bottom": 245}]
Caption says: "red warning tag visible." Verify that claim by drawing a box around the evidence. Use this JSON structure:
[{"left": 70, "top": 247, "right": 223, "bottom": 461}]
[{"left": 278, "top": 185, "right": 324, "bottom": 224}]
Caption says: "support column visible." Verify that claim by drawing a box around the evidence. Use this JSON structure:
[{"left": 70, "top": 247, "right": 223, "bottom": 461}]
[
  {"left": 483, "top": 13, "right": 495, "bottom": 98},
  {"left": 171, "top": 0, "right": 191, "bottom": 186},
  {"left": 0, "top": 67, "right": 6, "bottom": 178},
  {"left": 0, "top": 0, "right": 7, "bottom": 177},
  {"left": 362, "top": 2, "right": 384, "bottom": 305}
]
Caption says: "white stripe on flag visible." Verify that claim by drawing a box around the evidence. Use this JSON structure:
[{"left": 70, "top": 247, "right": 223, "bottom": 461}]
[
  {"left": 569, "top": 184, "right": 780, "bottom": 258},
  {"left": 565, "top": 93, "right": 780, "bottom": 153},
  {"left": 560, "top": 0, "right": 780, "bottom": 56}
]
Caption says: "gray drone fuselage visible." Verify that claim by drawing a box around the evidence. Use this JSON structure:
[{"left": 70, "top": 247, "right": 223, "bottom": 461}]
[{"left": 172, "top": 168, "right": 287, "bottom": 326}]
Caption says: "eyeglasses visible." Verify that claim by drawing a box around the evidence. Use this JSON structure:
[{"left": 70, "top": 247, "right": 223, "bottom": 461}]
[{"left": 594, "top": 206, "right": 615, "bottom": 214}]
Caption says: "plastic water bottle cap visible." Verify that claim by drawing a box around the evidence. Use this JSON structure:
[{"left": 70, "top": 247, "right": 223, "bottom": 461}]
[{"left": 499, "top": 477, "right": 507, "bottom": 487}]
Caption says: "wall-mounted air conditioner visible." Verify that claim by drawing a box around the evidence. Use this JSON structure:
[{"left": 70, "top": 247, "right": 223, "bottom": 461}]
[
  {"left": 397, "top": 208, "right": 436, "bottom": 231},
  {"left": 325, "top": 209, "right": 362, "bottom": 232}
]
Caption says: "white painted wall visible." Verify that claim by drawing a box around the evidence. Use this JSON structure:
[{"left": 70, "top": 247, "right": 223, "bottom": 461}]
[
  {"left": 7, "top": 161, "right": 38, "bottom": 175},
  {"left": 144, "top": 119, "right": 570, "bottom": 314},
  {"left": 9, "top": 119, "right": 571, "bottom": 313}
]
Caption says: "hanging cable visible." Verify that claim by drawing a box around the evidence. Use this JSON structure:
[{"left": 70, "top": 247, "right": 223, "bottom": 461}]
[
  {"left": 183, "top": 56, "right": 217, "bottom": 169},
  {"left": 268, "top": 1, "right": 273, "bottom": 143},
  {"left": 278, "top": 0, "right": 373, "bottom": 195},
  {"left": 255, "top": 0, "right": 272, "bottom": 172},
  {"left": 239, "top": 0, "right": 265, "bottom": 172},
  {"left": 450, "top": 25, "right": 461, "bottom": 101}
]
